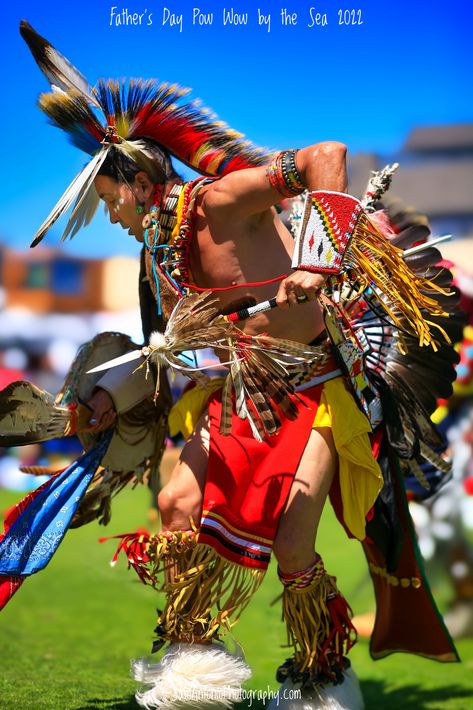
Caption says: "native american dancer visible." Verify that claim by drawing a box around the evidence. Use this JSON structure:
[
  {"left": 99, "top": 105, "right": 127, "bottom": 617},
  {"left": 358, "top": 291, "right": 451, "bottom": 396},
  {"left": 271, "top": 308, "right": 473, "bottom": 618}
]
[{"left": 0, "top": 20, "right": 465, "bottom": 710}]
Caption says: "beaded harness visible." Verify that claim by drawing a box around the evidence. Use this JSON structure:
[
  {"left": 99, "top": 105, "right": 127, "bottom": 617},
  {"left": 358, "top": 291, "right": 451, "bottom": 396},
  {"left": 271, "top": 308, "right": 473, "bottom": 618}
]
[{"left": 143, "top": 177, "right": 212, "bottom": 316}]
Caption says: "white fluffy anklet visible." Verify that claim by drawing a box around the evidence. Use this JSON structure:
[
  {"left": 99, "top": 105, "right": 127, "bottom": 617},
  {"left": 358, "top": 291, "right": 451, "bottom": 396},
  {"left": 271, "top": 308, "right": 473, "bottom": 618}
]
[
  {"left": 267, "top": 667, "right": 364, "bottom": 710},
  {"left": 133, "top": 642, "right": 251, "bottom": 709}
]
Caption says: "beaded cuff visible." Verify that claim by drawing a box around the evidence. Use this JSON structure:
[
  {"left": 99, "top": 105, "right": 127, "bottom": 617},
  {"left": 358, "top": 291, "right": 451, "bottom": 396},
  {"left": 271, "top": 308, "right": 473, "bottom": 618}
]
[
  {"left": 292, "top": 190, "right": 363, "bottom": 274},
  {"left": 266, "top": 150, "right": 305, "bottom": 197},
  {"left": 278, "top": 555, "right": 325, "bottom": 590}
]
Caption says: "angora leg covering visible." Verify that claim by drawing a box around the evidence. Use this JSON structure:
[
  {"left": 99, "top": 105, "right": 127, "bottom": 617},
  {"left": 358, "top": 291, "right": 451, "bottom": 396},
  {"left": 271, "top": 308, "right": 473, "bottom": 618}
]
[{"left": 133, "top": 642, "right": 251, "bottom": 709}]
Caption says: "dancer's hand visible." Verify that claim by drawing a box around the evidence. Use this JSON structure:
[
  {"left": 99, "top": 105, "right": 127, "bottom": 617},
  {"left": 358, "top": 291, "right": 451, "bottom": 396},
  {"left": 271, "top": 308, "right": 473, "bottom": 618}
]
[
  {"left": 276, "top": 270, "right": 326, "bottom": 308},
  {"left": 82, "top": 388, "right": 117, "bottom": 432}
]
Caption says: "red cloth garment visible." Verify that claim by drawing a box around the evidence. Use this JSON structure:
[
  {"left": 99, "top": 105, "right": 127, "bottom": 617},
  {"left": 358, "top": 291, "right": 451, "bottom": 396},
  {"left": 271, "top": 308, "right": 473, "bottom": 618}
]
[
  {"left": 364, "top": 442, "right": 459, "bottom": 662},
  {"left": 329, "top": 437, "right": 458, "bottom": 663},
  {"left": 200, "top": 383, "right": 324, "bottom": 569},
  {"left": 201, "top": 385, "right": 458, "bottom": 663}
]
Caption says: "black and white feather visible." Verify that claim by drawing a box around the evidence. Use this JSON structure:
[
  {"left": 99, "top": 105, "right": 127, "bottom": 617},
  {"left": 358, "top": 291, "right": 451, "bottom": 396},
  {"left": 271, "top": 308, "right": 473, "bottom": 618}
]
[
  {"left": 343, "top": 199, "right": 465, "bottom": 494},
  {"left": 20, "top": 20, "right": 100, "bottom": 108}
]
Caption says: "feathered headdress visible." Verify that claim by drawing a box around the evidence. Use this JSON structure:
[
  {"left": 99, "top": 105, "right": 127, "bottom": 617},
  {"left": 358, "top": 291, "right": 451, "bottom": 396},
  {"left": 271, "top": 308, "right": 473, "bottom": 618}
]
[{"left": 20, "top": 20, "right": 271, "bottom": 246}]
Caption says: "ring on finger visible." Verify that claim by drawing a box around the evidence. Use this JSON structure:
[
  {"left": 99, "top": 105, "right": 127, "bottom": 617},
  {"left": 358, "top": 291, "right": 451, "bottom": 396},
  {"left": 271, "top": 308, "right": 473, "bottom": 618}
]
[{"left": 296, "top": 293, "right": 308, "bottom": 303}]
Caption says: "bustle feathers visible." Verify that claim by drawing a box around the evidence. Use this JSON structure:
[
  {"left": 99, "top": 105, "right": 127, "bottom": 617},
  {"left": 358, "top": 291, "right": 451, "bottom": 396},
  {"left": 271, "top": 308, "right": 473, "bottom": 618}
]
[
  {"left": 339, "top": 198, "right": 466, "bottom": 493},
  {"left": 146, "top": 291, "right": 327, "bottom": 441}
]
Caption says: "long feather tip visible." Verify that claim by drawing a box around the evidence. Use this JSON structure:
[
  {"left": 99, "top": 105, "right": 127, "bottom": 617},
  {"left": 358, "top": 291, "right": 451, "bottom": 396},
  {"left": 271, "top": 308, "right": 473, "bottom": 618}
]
[{"left": 30, "top": 234, "right": 44, "bottom": 248}]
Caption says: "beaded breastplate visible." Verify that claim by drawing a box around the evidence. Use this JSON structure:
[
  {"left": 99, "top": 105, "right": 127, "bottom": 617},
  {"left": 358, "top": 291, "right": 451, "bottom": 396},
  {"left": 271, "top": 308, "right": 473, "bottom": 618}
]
[{"left": 143, "top": 178, "right": 210, "bottom": 321}]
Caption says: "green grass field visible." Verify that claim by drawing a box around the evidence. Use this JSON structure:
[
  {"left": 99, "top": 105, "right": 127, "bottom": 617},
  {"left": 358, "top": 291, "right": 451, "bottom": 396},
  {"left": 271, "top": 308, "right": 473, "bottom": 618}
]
[{"left": 0, "top": 475, "right": 472, "bottom": 710}]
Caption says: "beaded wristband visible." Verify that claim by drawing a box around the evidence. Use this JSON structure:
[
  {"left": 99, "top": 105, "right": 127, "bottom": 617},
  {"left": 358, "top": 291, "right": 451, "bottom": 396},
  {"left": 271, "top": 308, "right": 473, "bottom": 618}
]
[{"left": 266, "top": 150, "right": 305, "bottom": 197}]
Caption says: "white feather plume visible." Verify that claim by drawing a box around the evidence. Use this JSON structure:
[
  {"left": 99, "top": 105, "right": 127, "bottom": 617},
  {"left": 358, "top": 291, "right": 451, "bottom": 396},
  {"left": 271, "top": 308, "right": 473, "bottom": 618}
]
[
  {"left": 133, "top": 642, "right": 251, "bottom": 710},
  {"left": 31, "top": 147, "right": 109, "bottom": 246}
]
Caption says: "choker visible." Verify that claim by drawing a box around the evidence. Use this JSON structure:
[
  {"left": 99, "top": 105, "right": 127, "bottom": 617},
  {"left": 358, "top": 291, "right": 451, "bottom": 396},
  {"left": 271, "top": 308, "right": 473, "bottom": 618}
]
[{"left": 142, "top": 183, "right": 184, "bottom": 246}]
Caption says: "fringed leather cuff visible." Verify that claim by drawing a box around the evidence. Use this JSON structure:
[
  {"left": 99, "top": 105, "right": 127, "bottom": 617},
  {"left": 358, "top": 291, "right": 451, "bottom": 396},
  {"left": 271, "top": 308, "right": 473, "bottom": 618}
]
[
  {"left": 279, "top": 554, "right": 357, "bottom": 678},
  {"left": 293, "top": 190, "right": 451, "bottom": 351}
]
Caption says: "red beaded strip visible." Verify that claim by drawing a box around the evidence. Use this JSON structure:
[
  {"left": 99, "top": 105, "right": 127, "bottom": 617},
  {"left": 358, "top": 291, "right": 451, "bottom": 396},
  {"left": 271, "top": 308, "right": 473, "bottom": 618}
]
[{"left": 266, "top": 150, "right": 305, "bottom": 197}]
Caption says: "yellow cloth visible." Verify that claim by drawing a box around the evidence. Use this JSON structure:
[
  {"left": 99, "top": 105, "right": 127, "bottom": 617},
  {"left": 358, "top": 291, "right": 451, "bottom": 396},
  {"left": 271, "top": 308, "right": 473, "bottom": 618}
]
[
  {"left": 168, "top": 379, "right": 225, "bottom": 439},
  {"left": 313, "top": 377, "right": 383, "bottom": 541},
  {"left": 431, "top": 405, "right": 449, "bottom": 425}
]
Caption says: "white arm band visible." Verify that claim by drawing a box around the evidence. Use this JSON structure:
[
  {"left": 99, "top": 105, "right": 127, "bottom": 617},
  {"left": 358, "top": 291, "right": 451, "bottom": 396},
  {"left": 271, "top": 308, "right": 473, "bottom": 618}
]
[{"left": 95, "top": 358, "right": 155, "bottom": 414}]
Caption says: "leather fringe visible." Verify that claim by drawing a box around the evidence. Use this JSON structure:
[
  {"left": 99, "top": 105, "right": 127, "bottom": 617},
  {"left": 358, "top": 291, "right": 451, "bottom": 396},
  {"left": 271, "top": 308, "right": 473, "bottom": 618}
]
[
  {"left": 158, "top": 543, "right": 265, "bottom": 644},
  {"left": 348, "top": 214, "right": 451, "bottom": 352},
  {"left": 281, "top": 565, "right": 357, "bottom": 677},
  {"left": 104, "top": 531, "right": 265, "bottom": 645}
]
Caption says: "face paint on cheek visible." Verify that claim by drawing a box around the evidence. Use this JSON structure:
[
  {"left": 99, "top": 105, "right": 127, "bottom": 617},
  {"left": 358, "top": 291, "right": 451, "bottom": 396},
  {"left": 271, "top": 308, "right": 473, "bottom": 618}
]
[{"left": 114, "top": 197, "right": 125, "bottom": 213}]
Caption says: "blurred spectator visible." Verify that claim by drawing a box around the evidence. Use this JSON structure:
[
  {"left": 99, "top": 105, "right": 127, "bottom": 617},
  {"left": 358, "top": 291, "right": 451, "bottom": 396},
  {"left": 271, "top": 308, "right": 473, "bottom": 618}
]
[{"left": 0, "top": 348, "right": 26, "bottom": 389}]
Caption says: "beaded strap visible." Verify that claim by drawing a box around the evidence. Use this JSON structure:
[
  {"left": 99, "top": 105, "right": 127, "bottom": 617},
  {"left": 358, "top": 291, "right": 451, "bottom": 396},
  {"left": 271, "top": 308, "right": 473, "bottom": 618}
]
[
  {"left": 142, "top": 180, "right": 209, "bottom": 315},
  {"left": 278, "top": 555, "right": 325, "bottom": 590},
  {"left": 266, "top": 150, "right": 305, "bottom": 197}
]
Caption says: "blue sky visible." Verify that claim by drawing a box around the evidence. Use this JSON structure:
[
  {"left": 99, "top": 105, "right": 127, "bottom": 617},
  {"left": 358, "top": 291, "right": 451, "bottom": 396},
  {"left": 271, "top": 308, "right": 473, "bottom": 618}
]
[{"left": 2, "top": 0, "right": 471, "bottom": 257}]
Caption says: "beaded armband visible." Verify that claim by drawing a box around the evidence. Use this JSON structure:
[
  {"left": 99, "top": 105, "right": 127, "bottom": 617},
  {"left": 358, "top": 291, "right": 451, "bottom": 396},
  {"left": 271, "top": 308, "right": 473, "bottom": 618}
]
[
  {"left": 292, "top": 191, "right": 363, "bottom": 274},
  {"left": 266, "top": 150, "right": 305, "bottom": 197}
]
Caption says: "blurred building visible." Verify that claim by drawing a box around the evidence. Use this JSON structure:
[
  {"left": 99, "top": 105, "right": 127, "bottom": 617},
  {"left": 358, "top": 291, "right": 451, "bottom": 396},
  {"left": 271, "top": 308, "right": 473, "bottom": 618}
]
[
  {"left": 349, "top": 121, "right": 473, "bottom": 241},
  {"left": 0, "top": 248, "right": 142, "bottom": 396},
  {"left": 1, "top": 248, "right": 139, "bottom": 313}
]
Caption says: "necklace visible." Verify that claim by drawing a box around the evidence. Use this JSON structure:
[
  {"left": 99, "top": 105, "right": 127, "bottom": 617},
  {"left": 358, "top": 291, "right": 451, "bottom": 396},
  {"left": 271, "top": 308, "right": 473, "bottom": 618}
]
[
  {"left": 142, "top": 183, "right": 183, "bottom": 246},
  {"left": 143, "top": 178, "right": 208, "bottom": 313}
]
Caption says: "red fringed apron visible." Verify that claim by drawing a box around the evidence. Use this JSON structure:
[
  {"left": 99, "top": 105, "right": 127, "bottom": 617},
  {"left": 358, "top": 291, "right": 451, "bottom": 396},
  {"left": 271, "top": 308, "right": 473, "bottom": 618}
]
[{"left": 200, "top": 382, "right": 326, "bottom": 569}]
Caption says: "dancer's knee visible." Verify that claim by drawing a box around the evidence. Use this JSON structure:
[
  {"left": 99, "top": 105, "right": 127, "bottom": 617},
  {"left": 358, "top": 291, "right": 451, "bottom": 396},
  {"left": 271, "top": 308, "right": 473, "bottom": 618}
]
[{"left": 157, "top": 483, "right": 202, "bottom": 530}]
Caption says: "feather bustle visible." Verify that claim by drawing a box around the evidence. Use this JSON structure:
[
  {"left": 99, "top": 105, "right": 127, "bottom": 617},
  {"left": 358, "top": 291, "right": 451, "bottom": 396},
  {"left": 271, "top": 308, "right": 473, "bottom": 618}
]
[{"left": 147, "top": 292, "right": 327, "bottom": 439}]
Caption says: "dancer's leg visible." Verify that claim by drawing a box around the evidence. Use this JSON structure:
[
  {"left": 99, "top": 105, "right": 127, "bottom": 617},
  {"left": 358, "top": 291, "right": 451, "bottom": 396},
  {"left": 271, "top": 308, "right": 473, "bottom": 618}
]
[
  {"left": 271, "top": 427, "right": 362, "bottom": 709},
  {"left": 158, "top": 412, "right": 210, "bottom": 531},
  {"left": 273, "top": 426, "right": 336, "bottom": 572}
]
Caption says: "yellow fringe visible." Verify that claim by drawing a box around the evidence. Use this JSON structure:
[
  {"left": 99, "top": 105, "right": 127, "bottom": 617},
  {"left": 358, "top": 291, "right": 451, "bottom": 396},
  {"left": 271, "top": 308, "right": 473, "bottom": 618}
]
[
  {"left": 152, "top": 543, "right": 265, "bottom": 643},
  {"left": 282, "top": 572, "right": 356, "bottom": 675},
  {"left": 349, "top": 215, "right": 452, "bottom": 352}
]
